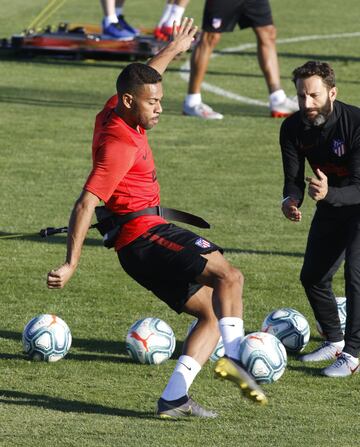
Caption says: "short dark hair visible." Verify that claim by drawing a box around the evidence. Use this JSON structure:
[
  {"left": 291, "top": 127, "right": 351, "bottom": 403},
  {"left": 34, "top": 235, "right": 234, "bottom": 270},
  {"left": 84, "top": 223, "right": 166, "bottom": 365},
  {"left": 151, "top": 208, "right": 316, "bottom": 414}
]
[
  {"left": 292, "top": 61, "right": 336, "bottom": 89},
  {"left": 116, "top": 63, "right": 162, "bottom": 95}
]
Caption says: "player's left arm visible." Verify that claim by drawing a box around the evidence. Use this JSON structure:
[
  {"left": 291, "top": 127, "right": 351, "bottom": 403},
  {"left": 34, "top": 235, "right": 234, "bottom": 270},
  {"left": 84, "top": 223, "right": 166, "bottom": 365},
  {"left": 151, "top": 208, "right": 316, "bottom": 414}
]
[{"left": 148, "top": 17, "right": 197, "bottom": 75}]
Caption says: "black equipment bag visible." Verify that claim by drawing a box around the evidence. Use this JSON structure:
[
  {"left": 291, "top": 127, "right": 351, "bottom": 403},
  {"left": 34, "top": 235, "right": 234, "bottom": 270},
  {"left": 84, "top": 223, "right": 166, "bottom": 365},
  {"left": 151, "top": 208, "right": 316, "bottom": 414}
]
[{"left": 94, "top": 206, "right": 210, "bottom": 248}]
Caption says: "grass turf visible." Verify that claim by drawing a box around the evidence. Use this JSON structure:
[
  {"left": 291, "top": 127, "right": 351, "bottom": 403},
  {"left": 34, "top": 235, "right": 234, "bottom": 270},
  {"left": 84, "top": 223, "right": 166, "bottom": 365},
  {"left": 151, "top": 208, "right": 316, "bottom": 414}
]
[{"left": 1, "top": 0, "right": 360, "bottom": 445}]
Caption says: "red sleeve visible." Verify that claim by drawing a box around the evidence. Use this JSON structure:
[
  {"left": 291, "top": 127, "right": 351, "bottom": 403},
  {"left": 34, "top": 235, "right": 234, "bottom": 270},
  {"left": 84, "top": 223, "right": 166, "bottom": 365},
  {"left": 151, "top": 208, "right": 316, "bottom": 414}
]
[{"left": 84, "top": 136, "right": 137, "bottom": 202}]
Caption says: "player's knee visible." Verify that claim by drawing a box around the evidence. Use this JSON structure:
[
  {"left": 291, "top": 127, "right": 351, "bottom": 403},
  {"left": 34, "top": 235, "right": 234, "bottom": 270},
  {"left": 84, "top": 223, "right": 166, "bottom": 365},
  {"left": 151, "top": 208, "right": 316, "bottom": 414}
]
[
  {"left": 202, "top": 31, "right": 221, "bottom": 49},
  {"left": 300, "top": 267, "right": 322, "bottom": 290},
  {"left": 267, "top": 25, "right": 277, "bottom": 42},
  {"left": 220, "top": 266, "right": 244, "bottom": 289},
  {"left": 257, "top": 25, "right": 277, "bottom": 46},
  {"left": 197, "top": 312, "right": 219, "bottom": 328}
]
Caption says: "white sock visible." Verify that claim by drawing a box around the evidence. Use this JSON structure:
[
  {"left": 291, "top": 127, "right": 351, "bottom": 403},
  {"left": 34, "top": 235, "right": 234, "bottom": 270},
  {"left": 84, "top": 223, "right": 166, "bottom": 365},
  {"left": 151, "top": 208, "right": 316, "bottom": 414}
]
[
  {"left": 157, "top": 3, "right": 173, "bottom": 28},
  {"left": 331, "top": 340, "right": 345, "bottom": 348},
  {"left": 115, "top": 7, "right": 123, "bottom": 16},
  {"left": 161, "top": 355, "right": 201, "bottom": 401},
  {"left": 104, "top": 15, "right": 119, "bottom": 27},
  {"left": 165, "top": 5, "right": 185, "bottom": 27},
  {"left": 219, "top": 317, "right": 244, "bottom": 360},
  {"left": 184, "top": 93, "right": 202, "bottom": 108},
  {"left": 269, "top": 89, "right": 286, "bottom": 106}
]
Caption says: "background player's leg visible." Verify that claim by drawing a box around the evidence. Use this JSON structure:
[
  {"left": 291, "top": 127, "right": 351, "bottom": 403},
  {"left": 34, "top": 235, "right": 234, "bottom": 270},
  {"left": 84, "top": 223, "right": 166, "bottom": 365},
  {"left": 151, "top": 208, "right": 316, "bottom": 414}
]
[
  {"left": 253, "top": 25, "right": 298, "bottom": 117},
  {"left": 155, "top": 0, "right": 190, "bottom": 40},
  {"left": 183, "top": 32, "right": 224, "bottom": 119},
  {"left": 100, "top": 0, "right": 135, "bottom": 39}
]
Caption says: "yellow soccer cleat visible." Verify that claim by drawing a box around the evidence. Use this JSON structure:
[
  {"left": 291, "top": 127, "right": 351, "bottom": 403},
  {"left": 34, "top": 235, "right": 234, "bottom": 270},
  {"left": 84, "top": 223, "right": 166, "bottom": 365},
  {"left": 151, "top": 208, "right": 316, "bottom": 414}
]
[{"left": 214, "top": 357, "right": 268, "bottom": 405}]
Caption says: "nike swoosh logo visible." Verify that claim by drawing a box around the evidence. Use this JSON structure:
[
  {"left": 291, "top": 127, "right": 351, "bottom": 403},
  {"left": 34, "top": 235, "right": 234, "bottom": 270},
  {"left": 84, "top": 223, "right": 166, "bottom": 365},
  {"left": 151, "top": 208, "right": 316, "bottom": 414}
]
[
  {"left": 174, "top": 406, "right": 192, "bottom": 416},
  {"left": 350, "top": 364, "right": 360, "bottom": 374},
  {"left": 179, "top": 362, "right": 192, "bottom": 371}
]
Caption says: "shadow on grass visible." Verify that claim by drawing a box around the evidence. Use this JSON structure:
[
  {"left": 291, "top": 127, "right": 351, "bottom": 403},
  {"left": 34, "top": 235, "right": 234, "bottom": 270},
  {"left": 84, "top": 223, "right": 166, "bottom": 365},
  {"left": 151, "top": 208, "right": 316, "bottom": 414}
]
[
  {"left": 0, "top": 232, "right": 305, "bottom": 257},
  {"left": 224, "top": 247, "right": 304, "bottom": 258},
  {"left": 286, "top": 363, "right": 323, "bottom": 376},
  {"left": 0, "top": 93, "right": 99, "bottom": 109},
  {"left": 0, "top": 329, "right": 183, "bottom": 363},
  {"left": 286, "top": 334, "right": 331, "bottom": 376},
  {"left": 0, "top": 231, "right": 103, "bottom": 246},
  {"left": 0, "top": 389, "right": 154, "bottom": 418},
  {"left": 218, "top": 49, "right": 360, "bottom": 65},
  {"left": 0, "top": 84, "right": 106, "bottom": 110}
]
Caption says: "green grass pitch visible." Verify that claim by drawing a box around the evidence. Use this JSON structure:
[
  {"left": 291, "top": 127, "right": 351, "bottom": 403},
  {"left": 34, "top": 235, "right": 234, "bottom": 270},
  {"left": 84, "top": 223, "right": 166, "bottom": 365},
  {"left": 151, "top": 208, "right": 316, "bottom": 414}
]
[{"left": 1, "top": 0, "right": 360, "bottom": 445}]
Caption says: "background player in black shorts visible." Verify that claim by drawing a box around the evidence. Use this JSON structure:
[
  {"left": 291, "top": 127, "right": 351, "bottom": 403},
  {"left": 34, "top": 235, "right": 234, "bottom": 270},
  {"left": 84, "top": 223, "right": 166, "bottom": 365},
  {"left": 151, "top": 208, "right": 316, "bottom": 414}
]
[
  {"left": 47, "top": 19, "right": 267, "bottom": 419},
  {"left": 183, "top": 0, "right": 298, "bottom": 119},
  {"left": 280, "top": 60, "right": 360, "bottom": 377}
]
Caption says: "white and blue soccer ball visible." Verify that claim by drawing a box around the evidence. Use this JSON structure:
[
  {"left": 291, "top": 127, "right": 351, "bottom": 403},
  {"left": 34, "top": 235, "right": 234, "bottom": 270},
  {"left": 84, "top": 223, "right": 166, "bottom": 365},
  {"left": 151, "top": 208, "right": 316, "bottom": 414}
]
[
  {"left": 126, "top": 317, "right": 176, "bottom": 365},
  {"left": 316, "top": 296, "right": 347, "bottom": 337},
  {"left": 261, "top": 307, "right": 310, "bottom": 353},
  {"left": 187, "top": 319, "right": 224, "bottom": 362},
  {"left": 22, "top": 314, "right": 72, "bottom": 362},
  {"left": 239, "top": 332, "right": 287, "bottom": 384}
]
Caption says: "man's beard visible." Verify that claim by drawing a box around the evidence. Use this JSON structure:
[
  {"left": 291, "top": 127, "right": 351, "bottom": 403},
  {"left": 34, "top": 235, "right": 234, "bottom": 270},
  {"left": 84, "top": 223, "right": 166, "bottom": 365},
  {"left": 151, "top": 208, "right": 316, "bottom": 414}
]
[{"left": 301, "top": 98, "right": 332, "bottom": 127}]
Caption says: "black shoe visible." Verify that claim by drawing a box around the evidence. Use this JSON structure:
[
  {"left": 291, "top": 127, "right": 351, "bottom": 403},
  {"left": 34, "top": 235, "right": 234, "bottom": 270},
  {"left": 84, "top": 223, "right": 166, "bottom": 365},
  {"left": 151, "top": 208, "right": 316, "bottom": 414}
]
[{"left": 156, "top": 395, "right": 218, "bottom": 419}]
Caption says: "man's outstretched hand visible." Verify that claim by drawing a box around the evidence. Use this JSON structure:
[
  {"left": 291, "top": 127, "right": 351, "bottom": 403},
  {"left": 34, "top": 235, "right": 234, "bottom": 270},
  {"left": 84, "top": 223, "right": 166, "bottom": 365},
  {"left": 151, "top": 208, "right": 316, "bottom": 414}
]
[
  {"left": 171, "top": 17, "right": 198, "bottom": 54},
  {"left": 148, "top": 17, "right": 198, "bottom": 75}
]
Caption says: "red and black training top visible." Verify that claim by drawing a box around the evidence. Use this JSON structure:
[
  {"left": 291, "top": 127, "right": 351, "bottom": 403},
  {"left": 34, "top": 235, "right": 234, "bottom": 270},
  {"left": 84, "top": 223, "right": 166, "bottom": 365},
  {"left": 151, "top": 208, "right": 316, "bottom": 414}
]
[
  {"left": 84, "top": 95, "right": 167, "bottom": 250},
  {"left": 280, "top": 100, "right": 360, "bottom": 209}
]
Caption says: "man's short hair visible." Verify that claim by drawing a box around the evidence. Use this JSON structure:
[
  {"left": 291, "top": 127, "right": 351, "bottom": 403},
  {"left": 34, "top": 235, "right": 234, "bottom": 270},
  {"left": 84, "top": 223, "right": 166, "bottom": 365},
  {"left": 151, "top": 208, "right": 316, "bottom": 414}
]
[
  {"left": 116, "top": 63, "right": 162, "bottom": 95},
  {"left": 292, "top": 61, "right": 336, "bottom": 90}
]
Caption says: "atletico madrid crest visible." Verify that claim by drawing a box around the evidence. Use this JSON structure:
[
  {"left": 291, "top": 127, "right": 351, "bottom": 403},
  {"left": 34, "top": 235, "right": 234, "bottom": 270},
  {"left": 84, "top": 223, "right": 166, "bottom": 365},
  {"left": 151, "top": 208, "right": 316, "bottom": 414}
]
[
  {"left": 195, "top": 238, "right": 211, "bottom": 249},
  {"left": 211, "top": 18, "right": 222, "bottom": 29},
  {"left": 331, "top": 139, "right": 346, "bottom": 157}
]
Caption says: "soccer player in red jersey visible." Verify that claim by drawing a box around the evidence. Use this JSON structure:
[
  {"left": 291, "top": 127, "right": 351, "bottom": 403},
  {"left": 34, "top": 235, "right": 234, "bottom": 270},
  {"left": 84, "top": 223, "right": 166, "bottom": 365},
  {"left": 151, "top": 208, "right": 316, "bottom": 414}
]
[{"left": 47, "top": 18, "right": 267, "bottom": 417}]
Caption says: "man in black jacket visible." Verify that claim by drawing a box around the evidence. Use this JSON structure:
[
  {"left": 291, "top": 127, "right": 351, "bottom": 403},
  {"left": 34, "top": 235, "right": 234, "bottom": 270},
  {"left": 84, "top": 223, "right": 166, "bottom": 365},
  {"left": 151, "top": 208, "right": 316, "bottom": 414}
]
[{"left": 280, "top": 60, "right": 360, "bottom": 377}]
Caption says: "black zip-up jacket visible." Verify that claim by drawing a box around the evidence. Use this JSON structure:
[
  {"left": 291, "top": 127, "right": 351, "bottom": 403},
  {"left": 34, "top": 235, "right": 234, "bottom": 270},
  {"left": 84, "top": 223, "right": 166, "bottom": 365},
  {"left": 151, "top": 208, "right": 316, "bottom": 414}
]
[{"left": 280, "top": 100, "right": 360, "bottom": 209}]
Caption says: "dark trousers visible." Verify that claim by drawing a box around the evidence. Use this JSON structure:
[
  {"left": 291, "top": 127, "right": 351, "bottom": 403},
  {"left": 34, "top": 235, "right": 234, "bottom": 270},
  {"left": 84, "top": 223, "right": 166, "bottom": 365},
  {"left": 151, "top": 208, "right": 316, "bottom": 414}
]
[{"left": 300, "top": 206, "right": 360, "bottom": 358}]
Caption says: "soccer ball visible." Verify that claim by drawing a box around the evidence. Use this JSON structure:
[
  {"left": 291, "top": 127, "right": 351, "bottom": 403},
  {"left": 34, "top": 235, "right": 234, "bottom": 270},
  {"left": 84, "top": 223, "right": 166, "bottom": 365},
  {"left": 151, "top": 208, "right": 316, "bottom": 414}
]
[
  {"left": 239, "top": 332, "right": 287, "bottom": 384},
  {"left": 261, "top": 307, "right": 310, "bottom": 353},
  {"left": 316, "top": 296, "right": 347, "bottom": 337},
  {"left": 126, "top": 317, "right": 176, "bottom": 365},
  {"left": 187, "top": 319, "right": 224, "bottom": 362},
  {"left": 22, "top": 314, "right": 72, "bottom": 362}
]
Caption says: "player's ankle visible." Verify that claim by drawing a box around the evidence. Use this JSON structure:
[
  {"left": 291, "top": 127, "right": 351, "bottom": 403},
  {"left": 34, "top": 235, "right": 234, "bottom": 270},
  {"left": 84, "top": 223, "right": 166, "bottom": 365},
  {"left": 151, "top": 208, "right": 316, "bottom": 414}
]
[{"left": 184, "top": 93, "right": 202, "bottom": 108}]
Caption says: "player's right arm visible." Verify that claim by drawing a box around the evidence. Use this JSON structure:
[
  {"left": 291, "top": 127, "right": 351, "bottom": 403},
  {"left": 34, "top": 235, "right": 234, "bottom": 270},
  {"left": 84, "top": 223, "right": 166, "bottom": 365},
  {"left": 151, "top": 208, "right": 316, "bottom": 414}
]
[
  {"left": 47, "top": 190, "right": 100, "bottom": 289},
  {"left": 281, "top": 196, "right": 302, "bottom": 221},
  {"left": 47, "top": 135, "right": 136, "bottom": 289}
]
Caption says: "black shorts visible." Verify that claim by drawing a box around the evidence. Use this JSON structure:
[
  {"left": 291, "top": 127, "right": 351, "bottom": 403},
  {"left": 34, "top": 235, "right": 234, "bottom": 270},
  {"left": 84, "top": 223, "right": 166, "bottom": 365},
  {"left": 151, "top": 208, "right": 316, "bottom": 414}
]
[
  {"left": 202, "top": 0, "right": 273, "bottom": 33},
  {"left": 117, "top": 223, "right": 223, "bottom": 314}
]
